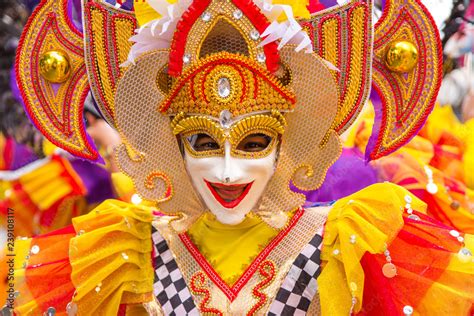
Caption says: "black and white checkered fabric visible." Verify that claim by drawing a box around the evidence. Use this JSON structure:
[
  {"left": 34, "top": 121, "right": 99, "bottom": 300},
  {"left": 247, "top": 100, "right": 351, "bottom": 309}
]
[
  {"left": 268, "top": 231, "right": 323, "bottom": 315},
  {"left": 152, "top": 227, "right": 198, "bottom": 315}
]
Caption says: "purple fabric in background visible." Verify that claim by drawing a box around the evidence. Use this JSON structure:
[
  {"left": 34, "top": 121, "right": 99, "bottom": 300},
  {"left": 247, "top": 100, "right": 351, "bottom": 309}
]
[
  {"left": 291, "top": 147, "right": 379, "bottom": 204},
  {"left": 7, "top": 140, "right": 39, "bottom": 170},
  {"left": 67, "top": 0, "right": 83, "bottom": 32},
  {"left": 70, "top": 159, "right": 116, "bottom": 204},
  {"left": 319, "top": 0, "right": 339, "bottom": 8}
]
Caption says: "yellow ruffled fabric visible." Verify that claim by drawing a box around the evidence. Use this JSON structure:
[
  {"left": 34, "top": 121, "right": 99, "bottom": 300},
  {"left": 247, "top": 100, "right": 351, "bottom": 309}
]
[
  {"left": 413, "top": 233, "right": 474, "bottom": 315},
  {"left": 318, "top": 183, "right": 426, "bottom": 315},
  {"left": 111, "top": 172, "right": 136, "bottom": 202},
  {"left": 19, "top": 156, "right": 84, "bottom": 211},
  {"left": 69, "top": 200, "right": 155, "bottom": 315}
]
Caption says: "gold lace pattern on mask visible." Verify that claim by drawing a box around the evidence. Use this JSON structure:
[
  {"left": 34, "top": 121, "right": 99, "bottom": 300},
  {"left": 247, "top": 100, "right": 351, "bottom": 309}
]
[{"left": 171, "top": 111, "right": 287, "bottom": 159}]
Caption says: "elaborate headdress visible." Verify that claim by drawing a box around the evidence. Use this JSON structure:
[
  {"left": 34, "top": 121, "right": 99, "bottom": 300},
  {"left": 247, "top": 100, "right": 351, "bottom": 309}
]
[{"left": 16, "top": 0, "right": 442, "bottom": 229}]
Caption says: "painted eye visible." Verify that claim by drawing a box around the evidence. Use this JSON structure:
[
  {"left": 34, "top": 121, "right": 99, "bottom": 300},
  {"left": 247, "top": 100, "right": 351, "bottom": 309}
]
[
  {"left": 236, "top": 133, "right": 272, "bottom": 152},
  {"left": 188, "top": 133, "right": 220, "bottom": 151}
]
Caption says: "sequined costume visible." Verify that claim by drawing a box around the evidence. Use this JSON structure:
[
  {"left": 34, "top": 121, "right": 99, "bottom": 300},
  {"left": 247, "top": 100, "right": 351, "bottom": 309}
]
[
  {"left": 347, "top": 104, "right": 474, "bottom": 234},
  {"left": 8, "top": 0, "right": 474, "bottom": 315}
]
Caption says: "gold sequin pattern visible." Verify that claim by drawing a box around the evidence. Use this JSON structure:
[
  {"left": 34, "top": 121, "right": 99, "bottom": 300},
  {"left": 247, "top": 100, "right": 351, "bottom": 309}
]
[
  {"left": 160, "top": 52, "right": 295, "bottom": 117},
  {"left": 83, "top": 0, "right": 136, "bottom": 126},
  {"left": 303, "top": 1, "right": 373, "bottom": 135}
]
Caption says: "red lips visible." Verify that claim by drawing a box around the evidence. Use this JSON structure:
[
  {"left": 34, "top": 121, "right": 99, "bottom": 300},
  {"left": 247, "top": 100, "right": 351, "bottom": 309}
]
[{"left": 205, "top": 180, "right": 254, "bottom": 209}]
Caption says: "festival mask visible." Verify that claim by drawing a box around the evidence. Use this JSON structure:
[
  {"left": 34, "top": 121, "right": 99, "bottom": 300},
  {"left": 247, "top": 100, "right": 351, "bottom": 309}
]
[{"left": 174, "top": 111, "right": 286, "bottom": 224}]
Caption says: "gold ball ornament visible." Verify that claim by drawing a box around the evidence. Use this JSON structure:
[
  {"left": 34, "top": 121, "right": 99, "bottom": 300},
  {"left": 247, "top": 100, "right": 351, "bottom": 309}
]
[
  {"left": 39, "top": 51, "right": 72, "bottom": 83},
  {"left": 385, "top": 41, "right": 418, "bottom": 73}
]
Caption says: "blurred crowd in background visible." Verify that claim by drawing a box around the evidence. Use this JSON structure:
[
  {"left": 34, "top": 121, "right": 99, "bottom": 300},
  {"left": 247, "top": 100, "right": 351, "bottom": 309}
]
[{"left": 0, "top": 2, "right": 473, "bottom": 303}]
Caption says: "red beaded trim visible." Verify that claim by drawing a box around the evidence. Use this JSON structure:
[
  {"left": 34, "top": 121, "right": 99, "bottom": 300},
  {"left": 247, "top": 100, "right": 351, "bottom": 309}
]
[
  {"left": 15, "top": 0, "right": 98, "bottom": 160},
  {"left": 160, "top": 54, "right": 296, "bottom": 114},
  {"left": 168, "top": 0, "right": 212, "bottom": 77},
  {"left": 368, "top": 0, "right": 442, "bottom": 160},
  {"left": 190, "top": 272, "right": 224, "bottom": 316},
  {"left": 247, "top": 260, "right": 276, "bottom": 316},
  {"left": 168, "top": 0, "right": 279, "bottom": 76},
  {"left": 231, "top": 0, "right": 279, "bottom": 72}
]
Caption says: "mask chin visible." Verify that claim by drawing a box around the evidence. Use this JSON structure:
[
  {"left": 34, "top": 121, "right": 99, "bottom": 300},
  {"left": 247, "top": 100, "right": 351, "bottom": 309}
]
[{"left": 184, "top": 144, "right": 278, "bottom": 225}]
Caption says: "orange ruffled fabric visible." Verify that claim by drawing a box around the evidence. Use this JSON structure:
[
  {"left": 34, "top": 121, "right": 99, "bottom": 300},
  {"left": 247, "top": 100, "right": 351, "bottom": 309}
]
[
  {"left": 0, "top": 155, "right": 87, "bottom": 236},
  {"left": 14, "top": 200, "right": 155, "bottom": 315},
  {"left": 358, "top": 212, "right": 473, "bottom": 315},
  {"left": 318, "top": 182, "right": 474, "bottom": 316},
  {"left": 318, "top": 183, "right": 424, "bottom": 315},
  {"left": 348, "top": 105, "right": 474, "bottom": 234}
]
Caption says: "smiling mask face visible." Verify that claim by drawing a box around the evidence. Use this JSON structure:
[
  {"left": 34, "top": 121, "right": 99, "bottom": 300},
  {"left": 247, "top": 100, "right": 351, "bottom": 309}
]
[{"left": 175, "top": 112, "right": 285, "bottom": 225}]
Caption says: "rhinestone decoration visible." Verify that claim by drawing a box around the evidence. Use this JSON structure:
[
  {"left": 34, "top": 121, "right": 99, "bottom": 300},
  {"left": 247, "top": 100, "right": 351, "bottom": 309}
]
[
  {"left": 250, "top": 29, "right": 260, "bottom": 41},
  {"left": 459, "top": 247, "right": 472, "bottom": 257},
  {"left": 95, "top": 282, "right": 102, "bottom": 293},
  {"left": 424, "top": 166, "right": 438, "bottom": 194},
  {"left": 426, "top": 182, "right": 438, "bottom": 194},
  {"left": 233, "top": 9, "right": 243, "bottom": 19},
  {"left": 403, "top": 305, "right": 414, "bottom": 316},
  {"left": 407, "top": 214, "right": 420, "bottom": 221},
  {"left": 131, "top": 194, "right": 142, "bottom": 205},
  {"left": 449, "top": 230, "right": 460, "bottom": 238},
  {"left": 122, "top": 252, "right": 129, "bottom": 260},
  {"left": 219, "top": 110, "right": 232, "bottom": 128},
  {"left": 1, "top": 306, "right": 12, "bottom": 316},
  {"left": 31, "top": 245, "right": 40, "bottom": 255},
  {"left": 183, "top": 54, "right": 191, "bottom": 64},
  {"left": 404, "top": 195, "right": 412, "bottom": 203},
  {"left": 66, "top": 302, "right": 78, "bottom": 316},
  {"left": 457, "top": 248, "right": 472, "bottom": 263},
  {"left": 201, "top": 11, "right": 212, "bottom": 22},
  {"left": 217, "top": 77, "right": 231, "bottom": 98},
  {"left": 382, "top": 263, "right": 397, "bottom": 278},
  {"left": 332, "top": 249, "right": 340, "bottom": 256},
  {"left": 349, "top": 234, "right": 356, "bottom": 244},
  {"left": 45, "top": 307, "right": 56, "bottom": 316},
  {"left": 257, "top": 52, "right": 266, "bottom": 63}
]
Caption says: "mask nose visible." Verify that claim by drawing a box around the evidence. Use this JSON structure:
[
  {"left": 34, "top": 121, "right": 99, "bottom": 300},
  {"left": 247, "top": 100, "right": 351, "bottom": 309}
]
[{"left": 221, "top": 141, "right": 242, "bottom": 184}]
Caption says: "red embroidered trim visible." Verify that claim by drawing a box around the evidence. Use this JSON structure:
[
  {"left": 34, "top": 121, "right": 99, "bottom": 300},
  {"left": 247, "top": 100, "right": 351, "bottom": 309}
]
[
  {"left": 231, "top": 0, "right": 279, "bottom": 73},
  {"left": 168, "top": 0, "right": 212, "bottom": 77},
  {"left": 317, "top": 13, "right": 342, "bottom": 80},
  {"left": 85, "top": 1, "right": 137, "bottom": 120},
  {"left": 247, "top": 260, "right": 276, "bottom": 316},
  {"left": 336, "top": 3, "right": 369, "bottom": 131},
  {"left": 16, "top": 0, "right": 98, "bottom": 161},
  {"left": 369, "top": 0, "right": 442, "bottom": 160},
  {"left": 180, "top": 208, "right": 304, "bottom": 302},
  {"left": 190, "top": 272, "right": 224, "bottom": 316},
  {"left": 168, "top": 0, "right": 279, "bottom": 76}
]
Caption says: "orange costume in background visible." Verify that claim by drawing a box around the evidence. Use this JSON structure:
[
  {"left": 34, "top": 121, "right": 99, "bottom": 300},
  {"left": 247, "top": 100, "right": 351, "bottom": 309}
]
[
  {"left": 348, "top": 105, "right": 474, "bottom": 233},
  {"left": 6, "top": 0, "right": 474, "bottom": 315}
]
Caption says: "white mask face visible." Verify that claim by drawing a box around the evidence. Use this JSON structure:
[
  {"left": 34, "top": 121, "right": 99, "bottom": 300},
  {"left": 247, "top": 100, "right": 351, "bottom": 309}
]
[{"left": 184, "top": 140, "right": 277, "bottom": 225}]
